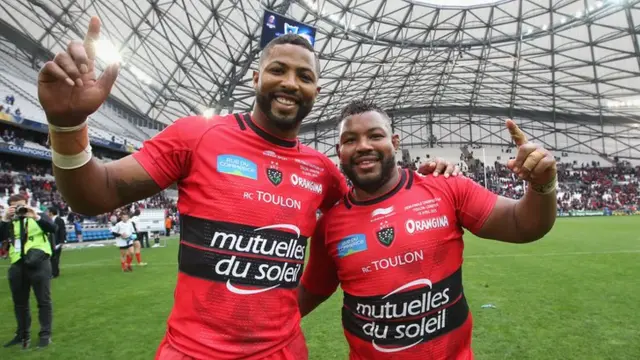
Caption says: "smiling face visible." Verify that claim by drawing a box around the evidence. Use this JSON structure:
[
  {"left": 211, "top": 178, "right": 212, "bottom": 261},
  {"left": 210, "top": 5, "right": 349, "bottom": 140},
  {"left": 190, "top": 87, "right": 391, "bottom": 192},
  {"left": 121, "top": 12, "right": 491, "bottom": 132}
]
[
  {"left": 253, "top": 43, "right": 320, "bottom": 133},
  {"left": 338, "top": 110, "right": 399, "bottom": 193}
]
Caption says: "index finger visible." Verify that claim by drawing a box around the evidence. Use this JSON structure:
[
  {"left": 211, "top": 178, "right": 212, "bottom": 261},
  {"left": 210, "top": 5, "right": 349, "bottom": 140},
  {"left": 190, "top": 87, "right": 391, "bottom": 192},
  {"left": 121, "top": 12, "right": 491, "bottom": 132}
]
[
  {"left": 506, "top": 119, "right": 528, "bottom": 146},
  {"left": 83, "top": 16, "right": 101, "bottom": 61}
]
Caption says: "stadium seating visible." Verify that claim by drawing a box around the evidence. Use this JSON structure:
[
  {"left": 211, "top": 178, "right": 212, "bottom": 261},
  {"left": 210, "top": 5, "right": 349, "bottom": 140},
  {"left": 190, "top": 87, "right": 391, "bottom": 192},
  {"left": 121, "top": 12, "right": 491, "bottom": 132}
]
[
  {"left": 65, "top": 225, "right": 114, "bottom": 243},
  {"left": 0, "top": 51, "right": 150, "bottom": 148}
]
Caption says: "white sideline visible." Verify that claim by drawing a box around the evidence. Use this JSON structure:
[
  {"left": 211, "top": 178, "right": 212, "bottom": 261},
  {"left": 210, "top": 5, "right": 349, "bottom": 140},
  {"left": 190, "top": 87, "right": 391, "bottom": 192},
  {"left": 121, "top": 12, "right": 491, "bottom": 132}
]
[
  {"left": 464, "top": 249, "right": 640, "bottom": 259},
  {"left": 0, "top": 249, "right": 637, "bottom": 279}
]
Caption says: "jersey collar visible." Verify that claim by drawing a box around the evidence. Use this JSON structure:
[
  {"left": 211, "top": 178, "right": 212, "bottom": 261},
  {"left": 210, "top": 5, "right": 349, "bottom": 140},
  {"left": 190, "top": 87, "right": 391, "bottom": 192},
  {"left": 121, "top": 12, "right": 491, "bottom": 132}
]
[
  {"left": 345, "top": 169, "right": 414, "bottom": 209},
  {"left": 234, "top": 113, "right": 298, "bottom": 148}
]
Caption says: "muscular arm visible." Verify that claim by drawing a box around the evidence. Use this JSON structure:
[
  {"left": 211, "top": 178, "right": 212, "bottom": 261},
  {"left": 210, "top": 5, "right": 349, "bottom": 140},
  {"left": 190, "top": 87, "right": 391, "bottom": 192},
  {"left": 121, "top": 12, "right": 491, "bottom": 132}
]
[
  {"left": 298, "top": 286, "right": 332, "bottom": 317},
  {"left": 476, "top": 188, "right": 556, "bottom": 244},
  {"left": 53, "top": 156, "right": 161, "bottom": 216}
]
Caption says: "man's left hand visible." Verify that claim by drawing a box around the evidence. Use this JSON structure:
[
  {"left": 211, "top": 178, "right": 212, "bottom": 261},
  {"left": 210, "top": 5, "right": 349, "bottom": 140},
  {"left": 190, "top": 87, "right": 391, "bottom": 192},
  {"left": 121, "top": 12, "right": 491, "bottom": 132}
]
[{"left": 418, "top": 158, "right": 461, "bottom": 178}]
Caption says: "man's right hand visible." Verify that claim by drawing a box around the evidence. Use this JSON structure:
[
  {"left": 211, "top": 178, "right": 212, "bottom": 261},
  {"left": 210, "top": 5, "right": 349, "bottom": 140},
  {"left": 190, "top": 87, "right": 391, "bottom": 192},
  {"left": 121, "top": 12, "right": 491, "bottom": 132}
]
[{"left": 38, "top": 16, "right": 120, "bottom": 127}]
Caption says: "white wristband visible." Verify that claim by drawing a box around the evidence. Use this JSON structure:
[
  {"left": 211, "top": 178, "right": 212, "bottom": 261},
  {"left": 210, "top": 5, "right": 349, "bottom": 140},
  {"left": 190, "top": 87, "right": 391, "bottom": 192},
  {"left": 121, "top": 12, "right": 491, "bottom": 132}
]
[
  {"left": 52, "top": 144, "right": 93, "bottom": 170},
  {"left": 48, "top": 120, "right": 88, "bottom": 133}
]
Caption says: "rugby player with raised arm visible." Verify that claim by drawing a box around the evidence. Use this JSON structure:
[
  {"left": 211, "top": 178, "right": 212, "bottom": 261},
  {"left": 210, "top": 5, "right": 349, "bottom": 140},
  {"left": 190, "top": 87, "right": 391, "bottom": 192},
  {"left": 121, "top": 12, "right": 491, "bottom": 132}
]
[
  {"left": 38, "top": 16, "right": 460, "bottom": 360},
  {"left": 298, "top": 100, "right": 557, "bottom": 360}
]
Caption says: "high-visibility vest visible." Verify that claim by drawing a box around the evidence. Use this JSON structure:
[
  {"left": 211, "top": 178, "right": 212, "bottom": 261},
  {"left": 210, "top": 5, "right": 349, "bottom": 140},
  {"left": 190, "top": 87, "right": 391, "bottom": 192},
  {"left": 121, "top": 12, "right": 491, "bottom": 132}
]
[{"left": 8, "top": 218, "right": 51, "bottom": 264}]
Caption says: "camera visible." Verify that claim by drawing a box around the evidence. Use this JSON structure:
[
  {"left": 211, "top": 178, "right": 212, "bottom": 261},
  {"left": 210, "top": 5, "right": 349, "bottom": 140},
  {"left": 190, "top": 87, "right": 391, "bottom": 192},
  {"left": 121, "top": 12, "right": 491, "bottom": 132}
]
[{"left": 15, "top": 206, "right": 28, "bottom": 217}]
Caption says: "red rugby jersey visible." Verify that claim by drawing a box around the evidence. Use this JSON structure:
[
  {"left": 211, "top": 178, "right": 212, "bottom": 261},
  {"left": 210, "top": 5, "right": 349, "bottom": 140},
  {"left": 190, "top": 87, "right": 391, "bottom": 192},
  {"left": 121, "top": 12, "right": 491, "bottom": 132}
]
[
  {"left": 133, "top": 113, "right": 346, "bottom": 360},
  {"left": 301, "top": 169, "right": 498, "bottom": 360}
]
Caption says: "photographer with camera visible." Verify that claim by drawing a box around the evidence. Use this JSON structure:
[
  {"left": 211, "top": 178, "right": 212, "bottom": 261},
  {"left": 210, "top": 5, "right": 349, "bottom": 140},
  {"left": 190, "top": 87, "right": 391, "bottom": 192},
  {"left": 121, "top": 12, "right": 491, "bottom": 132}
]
[{"left": 0, "top": 194, "right": 57, "bottom": 349}]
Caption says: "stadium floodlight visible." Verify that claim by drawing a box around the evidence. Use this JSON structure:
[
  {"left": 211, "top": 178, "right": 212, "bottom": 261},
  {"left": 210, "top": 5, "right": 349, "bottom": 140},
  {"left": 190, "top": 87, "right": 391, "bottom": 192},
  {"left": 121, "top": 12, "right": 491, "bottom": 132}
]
[
  {"left": 606, "top": 99, "right": 640, "bottom": 108},
  {"left": 129, "top": 65, "right": 153, "bottom": 86},
  {"left": 95, "top": 38, "right": 122, "bottom": 65},
  {"left": 202, "top": 108, "right": 215, "bottom": 118}
]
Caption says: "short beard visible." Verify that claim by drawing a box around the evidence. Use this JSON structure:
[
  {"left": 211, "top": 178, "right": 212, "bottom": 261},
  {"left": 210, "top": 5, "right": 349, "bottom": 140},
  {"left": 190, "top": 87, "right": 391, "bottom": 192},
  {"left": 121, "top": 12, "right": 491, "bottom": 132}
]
[
  {"left": 256, "top": 90, "right": 313, "bottom": 131},
  {"left": 341, "top": 153, "right": 397, "bottom": 194}
]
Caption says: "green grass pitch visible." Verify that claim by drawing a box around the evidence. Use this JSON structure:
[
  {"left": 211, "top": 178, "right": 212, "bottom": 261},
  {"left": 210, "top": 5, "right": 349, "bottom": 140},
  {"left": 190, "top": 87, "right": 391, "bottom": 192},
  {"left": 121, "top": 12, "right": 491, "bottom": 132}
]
[{"left": 1, "top": 216, "right": 639, "bottom": 359}]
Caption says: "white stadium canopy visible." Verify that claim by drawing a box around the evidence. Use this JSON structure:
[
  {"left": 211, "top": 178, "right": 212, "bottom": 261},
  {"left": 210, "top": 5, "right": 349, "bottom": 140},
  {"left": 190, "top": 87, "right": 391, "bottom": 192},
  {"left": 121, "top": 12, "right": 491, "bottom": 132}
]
[{"left": 1, "top": 0, "right": 640, "bottom": 159}]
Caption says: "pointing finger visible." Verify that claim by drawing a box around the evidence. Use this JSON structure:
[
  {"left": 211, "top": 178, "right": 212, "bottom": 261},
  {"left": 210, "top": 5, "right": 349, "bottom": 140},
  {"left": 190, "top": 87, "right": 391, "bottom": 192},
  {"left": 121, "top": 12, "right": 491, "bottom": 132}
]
[
  {"left": 506, "top": 119, "right": 528, "bottom": 147},
  {"left": 84, "top": 16, "right": 101, "bottom": 61}
]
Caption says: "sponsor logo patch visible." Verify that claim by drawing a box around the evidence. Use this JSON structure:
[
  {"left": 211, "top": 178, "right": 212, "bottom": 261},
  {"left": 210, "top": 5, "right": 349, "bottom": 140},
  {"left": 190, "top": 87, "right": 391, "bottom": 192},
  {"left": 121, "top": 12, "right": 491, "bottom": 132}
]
[
  {"left": 217, "top": 155, "right": 258, "bottom": 180},
  {"left": 337, "top": 234, "right": 367, "bottom": 258},
  {"left": 342, "top": 268, "right": 468, "bottom": 353},
  {"left": 179, "top": 216, "right": 308, "bottom": 295},
  {"left": 290, "top": 173, "right": 323, "bottom": 194},
  {"left": 405, "top": 216, "right": 449, "bottom": 234}
]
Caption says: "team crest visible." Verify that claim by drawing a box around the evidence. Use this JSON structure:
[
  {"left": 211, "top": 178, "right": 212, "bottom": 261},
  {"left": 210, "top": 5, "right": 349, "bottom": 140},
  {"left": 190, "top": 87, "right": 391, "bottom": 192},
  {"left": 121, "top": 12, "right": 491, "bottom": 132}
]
[
  {"left": 266, "top": 161, "right": 283, "bottom": 186},
  {"left": 376, "top": 221, "right": 395, "bottom": 247}
]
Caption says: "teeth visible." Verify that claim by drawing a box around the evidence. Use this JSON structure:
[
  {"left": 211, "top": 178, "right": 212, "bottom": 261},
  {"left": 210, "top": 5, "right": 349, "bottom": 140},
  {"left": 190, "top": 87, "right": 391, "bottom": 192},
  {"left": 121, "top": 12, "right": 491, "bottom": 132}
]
[{"left": 276, "top": 97, "right": 295, "bottom": 105}]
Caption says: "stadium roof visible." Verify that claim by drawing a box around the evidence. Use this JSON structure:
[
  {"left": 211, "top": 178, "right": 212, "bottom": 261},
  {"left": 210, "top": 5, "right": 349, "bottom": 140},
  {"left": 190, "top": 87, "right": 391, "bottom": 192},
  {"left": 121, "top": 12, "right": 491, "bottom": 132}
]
[{"left": 1, "top": 0, "right": 640, "bottom": 146}]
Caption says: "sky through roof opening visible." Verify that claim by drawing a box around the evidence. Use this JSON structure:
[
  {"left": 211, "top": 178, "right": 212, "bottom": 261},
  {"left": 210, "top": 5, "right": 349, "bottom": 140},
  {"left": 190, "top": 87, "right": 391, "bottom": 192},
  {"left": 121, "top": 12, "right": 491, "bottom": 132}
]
[{"left": 414, "top": 0, "right": 506, "bottom": 8}]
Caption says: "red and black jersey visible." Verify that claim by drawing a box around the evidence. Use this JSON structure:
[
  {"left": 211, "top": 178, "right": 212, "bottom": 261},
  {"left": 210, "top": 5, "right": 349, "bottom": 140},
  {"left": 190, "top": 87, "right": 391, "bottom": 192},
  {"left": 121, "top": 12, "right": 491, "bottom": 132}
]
[
  {"left": 301, "top": 169, "right": 498, "bottom": 360},
  {"left": 133, "top": 113, "right": 346, "bottom": 360}
]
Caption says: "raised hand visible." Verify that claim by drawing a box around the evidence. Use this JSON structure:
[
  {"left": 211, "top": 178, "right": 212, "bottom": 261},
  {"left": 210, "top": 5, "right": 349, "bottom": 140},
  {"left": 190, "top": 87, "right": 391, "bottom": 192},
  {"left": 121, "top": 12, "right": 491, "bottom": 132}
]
[
  {"left": 38, "top": 16, "right": 120, "bottom": 127},
  {"left": 506, "top": 120, "right": 556, "bottom": 187}
]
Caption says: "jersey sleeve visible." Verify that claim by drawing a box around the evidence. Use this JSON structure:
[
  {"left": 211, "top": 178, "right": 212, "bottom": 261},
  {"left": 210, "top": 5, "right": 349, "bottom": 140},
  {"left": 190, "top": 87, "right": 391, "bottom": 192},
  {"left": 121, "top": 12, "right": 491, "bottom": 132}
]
[
  {"left": 447, "top": 176, "right": 499, "bottom": 234},
  {"left": 318, "top": 159, "right": 349, "bottom": 214},
  {"left": 300, "top": 215, "right": 340, "bottom": 296},
  {"left": 132, "top": 116, "right": 203, "bottom": 189}
]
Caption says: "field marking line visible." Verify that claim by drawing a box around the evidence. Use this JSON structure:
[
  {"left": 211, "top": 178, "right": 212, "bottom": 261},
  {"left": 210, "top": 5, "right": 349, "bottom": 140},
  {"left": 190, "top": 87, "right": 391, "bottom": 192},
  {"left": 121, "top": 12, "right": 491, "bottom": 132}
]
[
  {"left": 0, "top": 249, "right": 637, "bottom": 278},
  {"left": 464, "top": 249, "right": 640, "bottom": 259}
]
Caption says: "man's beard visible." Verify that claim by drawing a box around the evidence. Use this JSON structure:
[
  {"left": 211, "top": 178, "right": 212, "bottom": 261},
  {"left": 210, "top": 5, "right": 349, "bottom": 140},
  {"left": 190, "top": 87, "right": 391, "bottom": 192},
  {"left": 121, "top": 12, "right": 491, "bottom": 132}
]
[
  {"left": 256, "top": 89, "right": 313, "bottom": 131},
  {"left": 341, "top": 152, "right": 397, "bottom": 194}
]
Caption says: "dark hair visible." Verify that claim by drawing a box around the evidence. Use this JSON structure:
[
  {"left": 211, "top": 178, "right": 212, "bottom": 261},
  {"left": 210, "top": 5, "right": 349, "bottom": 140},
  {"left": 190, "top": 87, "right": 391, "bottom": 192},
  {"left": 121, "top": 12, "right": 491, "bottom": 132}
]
[
  {"left": 260, "top": 33, "right": 320, "bottom": 74},
  {"left": 338, "top": 99, "right": 392, "bottom": 133},
  {"left": 340, "top": 99, "right": 390, "bottom": 120},
  {"left": 7, "top": 193, "right": 26, "bottom": 205},
  {"left": 48, "top": 207, "right": 58, "bottom": 216}
]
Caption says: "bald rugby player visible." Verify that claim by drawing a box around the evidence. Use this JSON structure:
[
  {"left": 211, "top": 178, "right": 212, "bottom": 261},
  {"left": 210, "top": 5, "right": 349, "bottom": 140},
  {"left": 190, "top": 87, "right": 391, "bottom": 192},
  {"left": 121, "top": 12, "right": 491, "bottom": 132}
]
[
  {"left": 298, "top": 100, "right": 557, "bottom": 360},
  {"left": 37, "top": 16, "right": 459, "bottom": 360}
]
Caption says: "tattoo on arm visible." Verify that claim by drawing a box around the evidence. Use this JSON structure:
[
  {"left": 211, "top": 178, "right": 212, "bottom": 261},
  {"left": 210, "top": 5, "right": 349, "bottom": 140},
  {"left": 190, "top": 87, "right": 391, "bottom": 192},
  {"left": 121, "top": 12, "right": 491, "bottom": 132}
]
[
  {"left": 114, "top": 178, "right": 158, "bottom": 203},
  {"left": 105, "top": 166, "right": 159, "bottom": 204}
]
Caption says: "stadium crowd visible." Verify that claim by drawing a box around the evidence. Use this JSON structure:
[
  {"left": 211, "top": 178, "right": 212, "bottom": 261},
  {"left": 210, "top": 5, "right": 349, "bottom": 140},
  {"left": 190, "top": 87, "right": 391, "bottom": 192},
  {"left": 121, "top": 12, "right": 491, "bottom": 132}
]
[
  {"left": 0, "top": 166, "right": 177, "bottom": 220},
  {"left": 2, "top": 156, "right": 637, "bottom": 230},
  {"left": 399, "top": 156, "right": 639, "bottom": 211}
]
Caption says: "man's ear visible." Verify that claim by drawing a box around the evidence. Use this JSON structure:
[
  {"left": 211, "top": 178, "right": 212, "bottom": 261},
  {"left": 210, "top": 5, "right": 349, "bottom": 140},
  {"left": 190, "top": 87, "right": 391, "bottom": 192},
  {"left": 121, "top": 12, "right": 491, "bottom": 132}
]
[
  {"left": 392, "top": 134, "right": 400, "bottom": 151},
  {"left": 335, "top": 143, "right": 340, "bottom": 157},
  {"left": 252, "top": 70, "right": 259, "bottom": 89}
]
